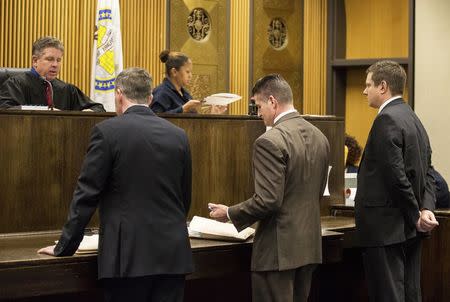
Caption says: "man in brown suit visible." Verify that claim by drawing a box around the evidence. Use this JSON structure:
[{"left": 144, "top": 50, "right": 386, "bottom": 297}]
[{"left": 209, "top": 74, "right": 330, "bottom": 302}]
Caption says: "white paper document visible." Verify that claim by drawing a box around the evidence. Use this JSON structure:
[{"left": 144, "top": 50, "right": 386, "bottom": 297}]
[
  {"left": 203, "top": 93, "right": 241, "bottom": 106},
  {"left": 55, "top": 234, "right": 99, "bottom": 254},
  {"left": 323, "top": 166, "right": 332, "bottom": 196},
  {"left": 21, "top": 105, "right": 51, "bottom": 111},
  {"left": 76, "top": 234, "right": 99, "bottom": 254},
  {"left": 344, "top": 172, "right": 358, "bottom": 206},
  {"left": 188, "top": 216, "right": 255, "bottom": 242}
]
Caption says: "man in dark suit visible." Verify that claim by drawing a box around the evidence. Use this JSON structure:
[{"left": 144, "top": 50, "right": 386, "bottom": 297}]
[
  {"left": 355, "top": 60, "right": 439, "bottom": 302},
  {"left": 38, "top": 67, "right": 193, "bottom": 302},
  {"left": 209, "top": 74, "right": 330, "bottom": 302}
]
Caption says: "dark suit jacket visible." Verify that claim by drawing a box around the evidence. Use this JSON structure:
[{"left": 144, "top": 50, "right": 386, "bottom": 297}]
[
  {"left": 229, "top": 112, "right": 330, "bottom": 271},
  {"left": 355, "top": 98, "right": 435, "bottom": 247},
  {"left": 54, "top": 105, "right": 193, "bottom": 279}
]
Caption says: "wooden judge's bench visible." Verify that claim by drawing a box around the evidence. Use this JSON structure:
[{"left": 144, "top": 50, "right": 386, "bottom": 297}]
[{"left": 1, "top": 111, "right": 446, "bottom": 301}]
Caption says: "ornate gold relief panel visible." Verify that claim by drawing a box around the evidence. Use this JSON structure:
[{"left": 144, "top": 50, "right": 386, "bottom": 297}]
[
  {"left": 252, "top": 0, "right": 303, "bottom": 111},
  {"left": 170, "top": 0, "right": 228, "bottom": 100}
]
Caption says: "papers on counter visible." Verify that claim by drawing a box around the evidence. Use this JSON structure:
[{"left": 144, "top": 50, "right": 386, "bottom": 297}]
[
  {"left": 188, "top": 216, "right": 255, "bottom": 242},
  {"left": 21, "top": 105, "right": 51, "bottom": 110},
  {"left": 203, "top": 93, "right": 241, "bottom": 106},
  {"left": 55, "top": 234, "right": 99, "bottom": 254},
  {"left": 344, "top": 172, "right": 358, "bottom": 206},
  {"left": 75, "top": 234, "right": 99, "bottom": 254},
  {"left": 323, "top": 166, "right": 332, "bottom": 196}
]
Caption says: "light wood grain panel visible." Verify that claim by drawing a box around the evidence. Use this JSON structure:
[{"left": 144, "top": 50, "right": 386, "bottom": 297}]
[
  {"left": 345, "top": 0, "right": 409, "bottom": 59},
  {"left": 229, "top": 0, "right": 250, "bottom": 115},
  {"left": 303, "top": 0, "right": 327, "bottom": 114}
]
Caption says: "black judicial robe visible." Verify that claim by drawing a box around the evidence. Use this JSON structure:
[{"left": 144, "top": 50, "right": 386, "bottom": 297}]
[{"left": 0, "top": 71, "right": 105, "bottom": 112}]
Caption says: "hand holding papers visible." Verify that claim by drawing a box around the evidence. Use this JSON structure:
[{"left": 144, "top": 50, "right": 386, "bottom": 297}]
[
  {"left": 189, "top": 216, "right": 255, "bottom": 242},
  {"left": 208, "top": 202, "right": 229, "bottom": 222},
  {"left": 203, "top": 93, "right": 241, "bottom": 106}
]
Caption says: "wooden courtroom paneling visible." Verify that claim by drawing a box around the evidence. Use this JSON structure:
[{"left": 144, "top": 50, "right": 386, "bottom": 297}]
[
  {"left": 0, "top": 0, "right": 167, "bottom": 96},
  {"left": 0, "top": 112, "right": 343, "bottom": 233}
]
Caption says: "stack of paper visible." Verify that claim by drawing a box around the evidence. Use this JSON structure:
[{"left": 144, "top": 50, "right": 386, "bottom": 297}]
[
  {"left": 188, "top": 216, "right": 255, "bottom": 241},
  {"left": 203, "top": 93, "right": 241, "bottom": 106},
  {"left": 21, "top": 105, "right": 51, "bottom": 111},
  {"left": 75, "top": 234, "right": 99, "bottom": 254}
]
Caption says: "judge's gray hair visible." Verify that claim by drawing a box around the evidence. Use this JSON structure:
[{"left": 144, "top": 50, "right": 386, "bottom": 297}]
[
  {"left": 116, "top": 68, "right": 153, "bottom": 104},
  {"left": 32, "top": 36, "right": 64, "bottom": 57}
]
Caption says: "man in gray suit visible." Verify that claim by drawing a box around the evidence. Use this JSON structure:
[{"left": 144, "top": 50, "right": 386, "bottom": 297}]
[{"left": 209, "top": 74, "right": 330, "bottom": 302}]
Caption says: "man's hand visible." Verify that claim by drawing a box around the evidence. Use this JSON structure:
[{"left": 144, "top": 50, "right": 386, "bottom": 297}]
[
  {"left": 37, "top": 245, "right": 56, "bottom": 256},
  {"left": 208, "top": 203, "right": 229, "bottom": 223},
  {"left": 416, "top": 210, "right": 439, "bottom": 232}
]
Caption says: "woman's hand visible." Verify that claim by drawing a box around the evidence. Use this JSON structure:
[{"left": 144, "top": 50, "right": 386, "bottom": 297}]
[
  {"left": 182, "top": 100, "right": 201, "bottom": 113},
  {"left": 210, "top": 105, "right": 228, "bottom": 114}
]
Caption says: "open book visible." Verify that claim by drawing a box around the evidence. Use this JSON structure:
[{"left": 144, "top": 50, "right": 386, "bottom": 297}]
[
  {"left": 203, "top": 93, "right": 241, "bottom": 106},
  {"left": 188, "top": 216, "right": 255, "bottom": 242}
]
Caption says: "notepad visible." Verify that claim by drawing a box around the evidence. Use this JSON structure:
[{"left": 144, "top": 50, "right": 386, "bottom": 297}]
[
  {"left": 203, "top": 93, "right": 241, "bottom": 106},
  {"left": 188, "top": 216, "right": 255, "bottom": 242}
]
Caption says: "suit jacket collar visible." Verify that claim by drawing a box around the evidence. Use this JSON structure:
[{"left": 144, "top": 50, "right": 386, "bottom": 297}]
[
  {"left": 273, "top": 111, "right": 300, "bottom": 127},
  {"left": 123, "top": 105, "right": 156, "bottom": 116},
  {"left": 379, "top": 98, "right": 405, "bottom": 113}
]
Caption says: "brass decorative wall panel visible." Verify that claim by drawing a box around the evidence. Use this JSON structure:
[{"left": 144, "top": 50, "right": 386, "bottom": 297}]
[
  {"left": 0, "top": 0, "right": 166, "bottom": 96},
  {"left": 169, "top": 0, "right": 228, "bottom": 101},
  {"left": 252, "top": 0, "right": 303, "bottom": 111},
  {"left": 303, "top": 0, "right": 327, "bottom": 114},
  {"left": 228, "top": 0, "right": 250, "bottom": 115}
]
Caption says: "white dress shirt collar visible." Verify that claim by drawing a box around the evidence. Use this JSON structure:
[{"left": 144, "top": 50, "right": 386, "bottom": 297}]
[
  {"left": 378, "top": 95, "right": 402, "bottom": 114},
  {"left": 274, "top": 109, "right": 298, "bottom": 124}
]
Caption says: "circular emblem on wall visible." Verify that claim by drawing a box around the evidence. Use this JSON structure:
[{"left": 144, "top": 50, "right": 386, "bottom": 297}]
[
  {"left": 187, "top": 8, "right": 211, "bottom": 41},
  {"left": 268, "top": 18, "right": 287, "bottom": 50}
]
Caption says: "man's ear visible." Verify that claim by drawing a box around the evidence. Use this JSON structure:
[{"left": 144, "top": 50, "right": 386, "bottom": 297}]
[
  {"left": 147, "top": 94, "right": 153, "bottom": 106},
  {"left": 379, "top": 80, "right": 388, "bottom": 94},
  {"left": 32, "top": 55, "right": 38, "bottom": 67}
]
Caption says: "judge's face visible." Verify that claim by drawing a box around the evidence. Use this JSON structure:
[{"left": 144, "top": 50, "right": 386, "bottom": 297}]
[
  {"left": 171, "top": 59, "right": 193, "bottom": 88},
  {"left": 363, "top": 72, "right": 383, "bottom": 109},
  {"left": 32, "top": 47, "right": 63, "bottom": 81},
  {"left": 254, "top": 93, "right": 276, "bottom": 126}
]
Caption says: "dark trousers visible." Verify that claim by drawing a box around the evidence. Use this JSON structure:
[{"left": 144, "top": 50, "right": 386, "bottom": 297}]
[
  {"left": 102, "top": 274, "right": 185, "bottom": 302},
  {"left": 362, "top": 237, "right": 422, "bottom": 302},
  {"left": 251, "top": 264, "right": 317, "bottom": 302}
]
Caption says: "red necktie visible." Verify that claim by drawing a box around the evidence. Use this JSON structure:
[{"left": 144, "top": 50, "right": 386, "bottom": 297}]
[{"left": 44, "top": 80, "right": 53, "bottom": 109}]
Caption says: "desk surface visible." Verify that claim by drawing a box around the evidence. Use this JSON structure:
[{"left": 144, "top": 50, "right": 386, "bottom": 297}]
[{"left": 0, "top": 216, "right": 355, "bottom": 268}]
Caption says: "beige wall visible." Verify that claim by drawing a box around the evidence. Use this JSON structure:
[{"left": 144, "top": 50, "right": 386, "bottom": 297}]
[{"left": 415, "top": 0, "right": 450, "bottom": 181}]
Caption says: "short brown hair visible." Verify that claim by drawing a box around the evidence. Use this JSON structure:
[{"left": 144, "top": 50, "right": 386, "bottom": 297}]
[
  {"left": 251, "top": 74, "right": 293, "bottom": 105},
  {"left": 366, "top": 60, "right": 406, "bottom": 96},
  {"left": 32, "top": 36, "right": 64, "bottom": 57}
]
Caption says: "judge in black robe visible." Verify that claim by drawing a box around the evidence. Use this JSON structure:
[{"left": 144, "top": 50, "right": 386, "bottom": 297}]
[{"left": 0, "top": 68, "right": 105, "bottom": 112}]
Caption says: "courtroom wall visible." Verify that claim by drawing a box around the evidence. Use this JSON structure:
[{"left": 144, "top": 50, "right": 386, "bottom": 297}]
[
  {"left": 415, "top": 0, "right": 450, "bottom": 181},
  {"left": 0, "top": 0, "right": 167, "bottom": 97},
  {"left": 252, "top": 0, "right": 303, "bottom": 111}
]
